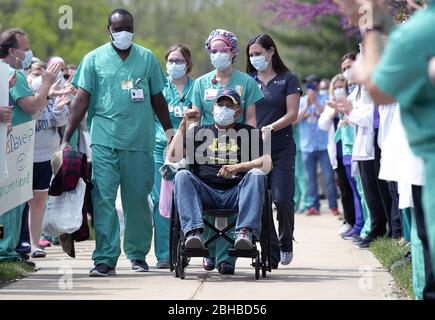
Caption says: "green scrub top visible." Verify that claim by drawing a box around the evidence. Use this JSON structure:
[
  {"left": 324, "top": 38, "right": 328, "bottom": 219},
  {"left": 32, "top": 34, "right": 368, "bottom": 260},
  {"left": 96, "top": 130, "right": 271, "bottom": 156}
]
[
  {"left": 7, "top": 66, "right": 33, "bottom": 126},
  {"left": 373, "top": 4, "right": 435, "bottom": 159},
  {"left": 154, "top": 76, "right": 195, "bottom": 155},
  {"left": 191, "top": 69, "right": 264, "bottom": 125},
  {"left": 72, "top": 43, "right": 166, "bottom": 152}
]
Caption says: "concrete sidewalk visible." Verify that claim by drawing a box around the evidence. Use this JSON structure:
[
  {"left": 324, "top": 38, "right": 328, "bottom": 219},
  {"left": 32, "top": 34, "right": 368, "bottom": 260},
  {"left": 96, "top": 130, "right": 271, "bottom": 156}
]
[{"left": 0, "top": 205, "right": 402, "bottom": 300}]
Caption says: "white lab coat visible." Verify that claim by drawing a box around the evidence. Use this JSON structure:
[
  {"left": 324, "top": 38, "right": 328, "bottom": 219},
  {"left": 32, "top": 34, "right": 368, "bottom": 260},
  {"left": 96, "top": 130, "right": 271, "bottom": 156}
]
[{"left": 318, "top": 106, "right": 338, "bottom": 169}]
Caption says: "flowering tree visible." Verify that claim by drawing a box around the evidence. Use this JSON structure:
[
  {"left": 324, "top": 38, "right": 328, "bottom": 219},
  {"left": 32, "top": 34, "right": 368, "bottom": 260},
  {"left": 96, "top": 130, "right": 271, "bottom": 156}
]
[{"left": 261, "top": 0, "right": 411, "bottom": 30}]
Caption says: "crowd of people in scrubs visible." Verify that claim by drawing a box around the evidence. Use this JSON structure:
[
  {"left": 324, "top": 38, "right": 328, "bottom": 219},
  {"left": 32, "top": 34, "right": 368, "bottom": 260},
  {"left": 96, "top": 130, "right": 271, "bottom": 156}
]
[{"left": 0, "top": 0, "right": 434, "bottom": 299}]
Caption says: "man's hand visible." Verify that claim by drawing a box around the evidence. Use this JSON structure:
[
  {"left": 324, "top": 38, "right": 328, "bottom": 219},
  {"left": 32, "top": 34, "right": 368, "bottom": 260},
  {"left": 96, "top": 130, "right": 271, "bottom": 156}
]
[
  {"left": 217, "top": 164, "right": 243, "bottom": 180},
  {"left": 184, "top": 109, "right": 200, "bottom": 123},
  {"left": 9, "top": 70, "right": 17, "bottom": 88},
  {"left": 0, "top": 107, "right": 12, "bottom": 123}
]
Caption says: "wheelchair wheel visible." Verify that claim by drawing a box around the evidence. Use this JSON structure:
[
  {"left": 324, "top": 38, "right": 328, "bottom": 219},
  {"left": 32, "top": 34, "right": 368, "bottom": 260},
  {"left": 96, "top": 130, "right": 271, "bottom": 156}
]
[
  {"left": 176, "top": 240, "right": 188, "bottom": 280},
  {"left": 262, "top": 263, "right": 267, "bottom": 278},
  {"left": 255, "top": 254, "right": 260, "bottom": 280}
]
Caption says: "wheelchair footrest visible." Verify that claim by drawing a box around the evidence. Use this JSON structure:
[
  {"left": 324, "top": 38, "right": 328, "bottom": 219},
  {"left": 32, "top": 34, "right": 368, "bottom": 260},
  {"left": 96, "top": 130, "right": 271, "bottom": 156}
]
[
  {"left": 228, "top": 249, "right": 258, "bottom": 258},
  {"left": 184, "top": 248, "right": 210, "bottom": 257}
]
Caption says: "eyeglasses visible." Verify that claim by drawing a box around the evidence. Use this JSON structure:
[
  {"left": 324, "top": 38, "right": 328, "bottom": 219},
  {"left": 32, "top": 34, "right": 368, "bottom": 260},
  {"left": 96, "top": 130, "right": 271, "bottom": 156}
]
[
  {"left": 208, "top": 47, "right": 232, "bottom": 55},
  {"left": 167, "top": 59, "right": 186, "bottom": 65}
]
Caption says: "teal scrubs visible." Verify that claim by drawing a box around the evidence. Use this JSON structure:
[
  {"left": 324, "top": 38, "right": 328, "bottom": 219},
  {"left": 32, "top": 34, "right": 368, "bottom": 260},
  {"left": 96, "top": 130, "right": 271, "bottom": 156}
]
[
  {"left": 72, "top": 43, "right": 166, "bottom": 268},
  {"left": 0, "top": 66, "right": 33, "bottom": 261},
  {"left": 373, "top": 4, "right": 435, "bottom": 274},
  {"left": 293, "top": 123, "right": 310, "bottom": 212},
  {"left": 151, "top": 76, "right": 194, "bottom": 263},
  {"left": 191, "top": 69, "right": 264, "bottom": 268}
]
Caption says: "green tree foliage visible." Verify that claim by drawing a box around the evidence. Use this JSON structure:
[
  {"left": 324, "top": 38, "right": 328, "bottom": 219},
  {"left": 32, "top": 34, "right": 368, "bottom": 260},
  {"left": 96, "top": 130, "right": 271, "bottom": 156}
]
[{"left": 0, "top": 0, "right": 358, "bottom": 80}]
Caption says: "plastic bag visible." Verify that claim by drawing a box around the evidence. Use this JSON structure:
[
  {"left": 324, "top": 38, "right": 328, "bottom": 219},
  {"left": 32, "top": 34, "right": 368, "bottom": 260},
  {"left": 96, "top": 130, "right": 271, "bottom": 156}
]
[
  {"left": 159, "top": 178, "right": 174, "bottom": 219},
  {"left": 42, "top": 178, "right": 86, "bottom": 237}
]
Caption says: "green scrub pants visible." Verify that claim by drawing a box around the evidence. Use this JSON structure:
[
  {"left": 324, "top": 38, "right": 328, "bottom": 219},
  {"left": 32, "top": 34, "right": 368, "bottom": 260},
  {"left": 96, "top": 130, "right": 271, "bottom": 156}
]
[
  {"left": 411, "top": 208, "right": 426, "bottom": 300},
  {"left": 423, "top": 159, "right": 435, "bottom": 275},
  {"left": 150, "top": 152, "right": 170, "bottom": 262},
  {"left": 0, "top": 204, "right": 25, "bottom": 261},
  {"left": 91, "top": 145, "right": 154, "bottom": 268},
  {"left": 294, "top": 150, "right": 310, "bottom": 212},
  {"left": 355, "top": 176, "right": 372, "bottom": 238}
]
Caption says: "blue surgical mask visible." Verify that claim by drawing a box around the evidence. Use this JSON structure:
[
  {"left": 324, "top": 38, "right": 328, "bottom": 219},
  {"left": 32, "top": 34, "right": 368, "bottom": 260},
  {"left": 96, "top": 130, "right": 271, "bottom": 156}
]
[
  {"left": 167, "top": 62, "right": 186, "bottom": 80},
  {"left": 319, "top": 89, "right": 328, "bottom": 96},
  {"left": 16, "top": 49, "right": 33, "bottom": 69},
  {"left": 214, "top": 106, "right": 236, "bottom": 126},
  {"left": 111, "top": 31, "right": 133, "bottom": 50},
  {"left": 250, "top": 53, "right": 269, "bottom": 72},
  {"left": 210, "top": 52, "right": 231, "bottom": 71}
]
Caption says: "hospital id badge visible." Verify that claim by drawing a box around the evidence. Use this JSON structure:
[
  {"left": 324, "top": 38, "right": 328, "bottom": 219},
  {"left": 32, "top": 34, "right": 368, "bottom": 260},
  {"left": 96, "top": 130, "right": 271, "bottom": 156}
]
[
  {"left": 131, "top": 89, "right": 144, "bottom": 102},
  {"left": 122, "top": 81, "right": 134, "bottom": 90},
  {"left": 204, "top": 88, "right": 218, "bottom": 101},
  {"left": 174, "top": 105, "right": 183, "bottom": 118}
]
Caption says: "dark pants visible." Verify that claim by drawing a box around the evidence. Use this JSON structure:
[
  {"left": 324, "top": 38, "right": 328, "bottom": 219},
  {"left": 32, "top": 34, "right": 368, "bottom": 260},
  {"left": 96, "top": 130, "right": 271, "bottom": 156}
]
[
  {"left": 358, "top": 129, "right": 392, "bottom": 239},
  {"left": 336, "top": 159, "right": 355, "bottom": 225},
  {"left": 412, "top": 186, "right": 435, "bottom": 300},
  {"left": 269, "top": 146, "right": 296, "bottom": 266},
  {"left": 388, "top": 181, "right": 403, "bottom": 240},
  {"left": 17, "top": 204, "right": 30, "bottom": 247}
]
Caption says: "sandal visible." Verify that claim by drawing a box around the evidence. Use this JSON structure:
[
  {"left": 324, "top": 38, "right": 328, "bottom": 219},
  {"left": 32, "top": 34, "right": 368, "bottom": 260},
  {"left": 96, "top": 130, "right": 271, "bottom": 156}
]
[{"left": 31, "top": 247, "right": 46, "bottom": 258}]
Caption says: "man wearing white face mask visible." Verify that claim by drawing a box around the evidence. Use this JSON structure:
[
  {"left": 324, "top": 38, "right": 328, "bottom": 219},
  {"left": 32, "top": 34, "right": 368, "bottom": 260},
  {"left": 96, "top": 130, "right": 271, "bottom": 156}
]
[
  {"left": 63, "top": 8, "right": 173, "bottom": 277},
  {"left": 0, "top": 28, "right": 60, "bottom": 266},
  {"left": 190, "top": 29, "right": 264, "bottom": 274},
  {"left": 167, "top": 88, "right": 272, "bottom": 276}
]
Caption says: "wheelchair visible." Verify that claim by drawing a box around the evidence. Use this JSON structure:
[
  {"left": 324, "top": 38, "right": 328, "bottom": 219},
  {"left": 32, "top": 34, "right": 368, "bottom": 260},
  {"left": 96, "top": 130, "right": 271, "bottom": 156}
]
[{"left": 169, "top": 169, "right": 273, "bottom": 280}]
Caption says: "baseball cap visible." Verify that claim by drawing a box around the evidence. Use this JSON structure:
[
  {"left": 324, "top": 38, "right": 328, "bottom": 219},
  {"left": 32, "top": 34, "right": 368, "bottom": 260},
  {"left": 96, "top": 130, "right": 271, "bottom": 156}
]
[
  {"left": 303, "top": 74, "right": 321, "bottom": 83},
  {"left": 215, "top": 88, "right": 241, "bottom": 105}
]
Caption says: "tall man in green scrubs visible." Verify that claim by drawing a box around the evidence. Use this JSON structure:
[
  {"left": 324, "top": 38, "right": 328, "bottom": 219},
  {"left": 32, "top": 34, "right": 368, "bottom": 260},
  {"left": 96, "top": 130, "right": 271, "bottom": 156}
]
[
  {"left": 0, "top": 29, "right": 60, "bottom": 265},
  {"left": 63, "top": 9, "right": 173, "bottom": 277},
  {"left": 335, "top": 0, "right": 435, "bottom": 299}
]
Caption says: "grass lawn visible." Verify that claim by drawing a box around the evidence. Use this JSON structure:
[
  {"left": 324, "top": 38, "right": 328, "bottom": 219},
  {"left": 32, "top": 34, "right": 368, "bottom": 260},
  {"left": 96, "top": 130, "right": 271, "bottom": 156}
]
[
  {"left": 0, "top": 261, "right": 34, "bottom": 288},
  {"left": 370, "top": 237, "right": 414, "bottom": 299}
]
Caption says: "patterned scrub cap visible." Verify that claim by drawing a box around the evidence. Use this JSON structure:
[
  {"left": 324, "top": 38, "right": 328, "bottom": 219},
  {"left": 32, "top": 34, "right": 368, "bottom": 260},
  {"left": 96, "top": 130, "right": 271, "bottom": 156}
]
[{"left": 204, "top": 29, "right": 239, "bottom": 63}]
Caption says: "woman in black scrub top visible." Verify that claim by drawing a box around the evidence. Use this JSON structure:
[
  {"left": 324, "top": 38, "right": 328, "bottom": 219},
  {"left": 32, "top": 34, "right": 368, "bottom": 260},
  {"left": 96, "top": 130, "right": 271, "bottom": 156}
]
[{"left": 246, "top": 34, "right": 302, "bottom": 267}]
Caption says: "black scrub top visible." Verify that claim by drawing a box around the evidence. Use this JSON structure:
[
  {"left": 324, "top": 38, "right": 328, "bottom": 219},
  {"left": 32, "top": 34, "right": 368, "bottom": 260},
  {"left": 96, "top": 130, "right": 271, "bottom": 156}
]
[{"left": 255, "top": 72, "right": 302, "bottom": 151}]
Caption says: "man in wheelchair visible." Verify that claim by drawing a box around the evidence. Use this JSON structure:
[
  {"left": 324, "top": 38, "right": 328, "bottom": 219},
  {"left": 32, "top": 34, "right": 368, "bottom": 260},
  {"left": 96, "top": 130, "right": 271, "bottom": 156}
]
[{"left": 166, "top": 88, "right": 272, "bottom": 274}]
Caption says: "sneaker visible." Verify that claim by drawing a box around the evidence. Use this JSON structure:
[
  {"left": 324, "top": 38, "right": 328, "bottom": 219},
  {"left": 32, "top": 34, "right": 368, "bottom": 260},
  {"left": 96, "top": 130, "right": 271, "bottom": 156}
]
[
  {"left": 355, "top": 238, "right": 372, "bottom": 249},
  {"left": 185, "top": 230, "right": 204, "bottom": 249},
  {"left": 51, "top": 237, "right": 60, "bottom": 246},
  {"left": 203, "top": 257, "right": 216, "bottom": 271},
  {"left": 31, "top": 247, "right": 46, "bottom": 258},
  {"left": 306, "top": 208, "right": 320, "bottom": 216},
  {"left": 131, "top": 260, "right": 149, "bottom": 272},
  {"left": 280, "top": 251, "right": 294, "bottom": 265},
  {"left": 156, "top": 260, "right": 170, "bottom": 269},
  {"left": 341, "top": 230, "right": 360, "bottom": 240},
  {"left": 339, "top": 222, "right": 353, "bottom": 235},
  {"left": 331, "top": 208, "right": 340, "bottom": 216},
  {"left": 352, "top": 236, "right": 365, "bottom": 244},
  {"left": 38, "top": 239, "right": 51, "bottom": 249},
  {"left": 218, "top": 261, "right": 235, "bottom": 275},
  {"left": 234, "top": 228, "right": 253, "bottom": 250},
  {"left": 90, "top": 264, "right": 116, "bottom": 277},
  {"left": 16, "top": 242, "right": 31, "bottom": 255}
]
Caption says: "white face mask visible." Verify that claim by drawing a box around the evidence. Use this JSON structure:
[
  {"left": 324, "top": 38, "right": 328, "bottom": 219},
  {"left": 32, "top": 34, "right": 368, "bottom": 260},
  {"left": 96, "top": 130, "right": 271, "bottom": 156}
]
[
  {"left": 214, "top": 106, "right": 236, "bottom": 126},
  {"left": 167, "top": 63, "right": 187, "bottom": 80},
  {"left": 111, "top": 31, "right": 133, "bottom": 50},
  {"left": 30, "top": 75, "right": 42, "bottom": 93},
  {"left": 319, "top": 89, "right": 328, "bottom": 96},
  {"left": 210, "top": 52, "right": 232, "bottom": 71},
  {"left": 15, "top": 49, "right": 33, "bottom": 70},
  {"left": 343, "top": 69, "right": 353, "bottom": 82},
  {"left": 333, "top": 88, "right": 347, "bottom": 99}
]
